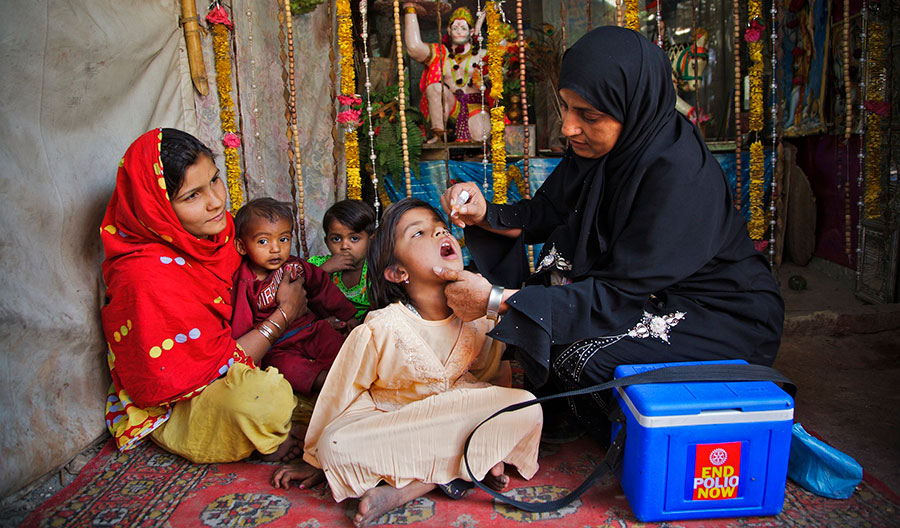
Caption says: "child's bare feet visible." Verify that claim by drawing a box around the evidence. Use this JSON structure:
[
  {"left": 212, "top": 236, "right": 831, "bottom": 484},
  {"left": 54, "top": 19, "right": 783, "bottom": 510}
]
[
  {"left": 354, "top": 481, "right": 436, "bottom": 527},
  {"left": 482, "top": 462, "right": 509, "bottom": 491},
  {"left": 260, "top": 422, "right": 306, "bottom": 463},
  {"left": 271, "top": 461, "right": 325, "bottom": 489}
]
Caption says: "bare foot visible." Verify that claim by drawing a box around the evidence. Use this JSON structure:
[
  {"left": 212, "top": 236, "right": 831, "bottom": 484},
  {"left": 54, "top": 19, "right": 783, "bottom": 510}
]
[
  {"left": 354, "top": 481, "right": 436, "bottom": 527},
  {"left": 482, "top": 462, "right": 509, "bottom": 491},
  {"left": 271, "top": 461, "right": 325, "bottom": 489},
  {"left": 260, "top": 422, "right": 306, "bottom": 463},
  {"left": 425, "top": 136, "right": 439, "bottom": 144}
]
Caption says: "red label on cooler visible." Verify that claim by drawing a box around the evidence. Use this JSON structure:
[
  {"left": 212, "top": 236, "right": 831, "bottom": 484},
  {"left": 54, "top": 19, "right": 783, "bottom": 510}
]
[{"left": 692, "top": 442, "right": 741, "bottom": 500}]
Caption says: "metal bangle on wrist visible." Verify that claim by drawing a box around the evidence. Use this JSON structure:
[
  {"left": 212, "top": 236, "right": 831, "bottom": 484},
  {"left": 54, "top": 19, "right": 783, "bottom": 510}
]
[{"left": 486, "top": 285, "right": 504, "bottom": 321}]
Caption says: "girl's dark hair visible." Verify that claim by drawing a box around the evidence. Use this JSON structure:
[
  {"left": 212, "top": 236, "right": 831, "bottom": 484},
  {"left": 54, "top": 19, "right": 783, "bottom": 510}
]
[
  {"left": 233, "top": 198, "right": 296, "bottom": 239},
  {"left": 323, "top": 199, "right": 377, "bottom": 236},
  {"left": 367, "top": 198, "right": 445, "bottom": 310},
  {"left": 160, "top": 128, "right": 214, "bottom": 199}
]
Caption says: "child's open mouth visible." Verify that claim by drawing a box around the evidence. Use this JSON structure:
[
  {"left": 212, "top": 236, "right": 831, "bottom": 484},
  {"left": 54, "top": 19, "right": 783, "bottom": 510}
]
[{"left": 440, "top": 240, "right": 456, "bottom": 258}]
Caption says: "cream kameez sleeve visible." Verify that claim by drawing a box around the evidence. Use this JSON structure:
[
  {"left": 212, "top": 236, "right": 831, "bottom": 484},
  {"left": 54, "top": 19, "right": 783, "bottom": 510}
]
[{"left": 303, "top": 323, "right": 378, "bottom": 469}]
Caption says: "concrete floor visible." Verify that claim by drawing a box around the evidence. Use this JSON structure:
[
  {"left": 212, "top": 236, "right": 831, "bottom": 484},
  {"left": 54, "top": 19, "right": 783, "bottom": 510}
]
[
  {"left": 1, "top": 259, "right": 898, "bottom": 526},
  {"left": 775, "top": 260, "right": 900, "bottom": 493}
]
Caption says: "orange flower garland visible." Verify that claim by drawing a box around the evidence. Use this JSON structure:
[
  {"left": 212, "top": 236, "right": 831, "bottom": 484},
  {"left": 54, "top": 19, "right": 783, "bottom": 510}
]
[
  {"left": 208, "top": 7, "right": 244, "bottom": 211},
  {"left": 624, "top": 0, "right": 639, "bottom": 31},
  {"left": 337, "top": 0, "right": 361, "bottom": 200},
  {"left": 486, "top": 2, "right": 507, "bottom": 203},
  {"left": 746, "top": 0, "right": 765, "bottom": 240}
]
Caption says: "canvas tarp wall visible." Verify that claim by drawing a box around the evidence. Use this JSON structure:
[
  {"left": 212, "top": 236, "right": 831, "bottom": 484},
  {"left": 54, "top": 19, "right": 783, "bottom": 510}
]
[{"left": 0, "top": 0, "right": 339, "bottom": 499}]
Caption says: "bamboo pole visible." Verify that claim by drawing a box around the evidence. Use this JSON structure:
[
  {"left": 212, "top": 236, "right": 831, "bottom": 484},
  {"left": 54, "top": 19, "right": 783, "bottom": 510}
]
[{"left": 181, "top": 0, "right": 209, "bottom": 96}]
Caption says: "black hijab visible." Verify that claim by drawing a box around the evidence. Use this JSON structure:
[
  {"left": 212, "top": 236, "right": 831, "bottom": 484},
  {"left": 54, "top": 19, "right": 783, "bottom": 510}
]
[{"left": 537, "top": 26, "right": 699, "bottom": 278}]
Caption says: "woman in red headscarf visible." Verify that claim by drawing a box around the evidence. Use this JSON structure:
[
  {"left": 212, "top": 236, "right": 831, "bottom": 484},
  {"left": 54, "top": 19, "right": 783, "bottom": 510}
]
[{"left": 100, "top": 128, "right": 311, "bottom": 469}]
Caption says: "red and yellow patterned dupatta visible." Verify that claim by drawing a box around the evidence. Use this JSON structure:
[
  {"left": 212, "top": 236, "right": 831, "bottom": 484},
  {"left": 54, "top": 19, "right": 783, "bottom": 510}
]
[{"left": 100, "top": 129, "right": 251, "bottom": 450}]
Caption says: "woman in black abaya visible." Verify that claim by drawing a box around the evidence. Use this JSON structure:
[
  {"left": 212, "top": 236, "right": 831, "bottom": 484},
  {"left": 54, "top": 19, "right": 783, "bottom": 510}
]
[{"left": 435, "top": 26, "right": 783, "bottom": 439}]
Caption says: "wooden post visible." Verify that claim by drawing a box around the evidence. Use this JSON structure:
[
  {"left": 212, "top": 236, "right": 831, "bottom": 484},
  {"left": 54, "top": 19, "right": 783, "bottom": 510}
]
[{"left": 181, "top": 0, "right": 209, "bottom": 96}]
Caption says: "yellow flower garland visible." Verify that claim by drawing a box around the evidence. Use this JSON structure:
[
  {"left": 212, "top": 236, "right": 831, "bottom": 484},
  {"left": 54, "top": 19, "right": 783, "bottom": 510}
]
[
  {"left": 487, "top": 2, "right": 507, "bottom": 203},
  {"left": 746, "top": 0, "right": 765, "bottom": 239},
  {"left": 624, "top": 0, "right": 639, "bottom": 32},
  {"left": 212, "top": 23, "right": 244, "bottom": 210},
  {"left": 491, "top": 106, "right": 507, "bottom": 203},
  {"left": 864, "top": 22, "right": 884, "bottom": 219},
  {"left": 747, "top": 141, "right": 766, "bottom": 239},
  {"left": 337, "top": 0, "right": 361, "bottom": 200},
  {"left": 345, "top": 131, "right": 361, "bottom": 200}
]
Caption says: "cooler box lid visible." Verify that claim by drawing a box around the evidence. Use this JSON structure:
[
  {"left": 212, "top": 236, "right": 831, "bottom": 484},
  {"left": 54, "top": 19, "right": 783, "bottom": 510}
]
[{"left": 614, "top": 360, "right": 794, "bottom": 427}]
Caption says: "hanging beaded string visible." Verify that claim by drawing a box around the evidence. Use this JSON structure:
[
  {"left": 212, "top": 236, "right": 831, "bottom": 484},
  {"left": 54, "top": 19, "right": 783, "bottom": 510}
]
[
  {"left": 656, "top": 0, "right": 663, "bottom": 48},
  {"left": 392, "top": 0, "right": 413, "bottom": 197},
  {"left": 842, "top": 0, "right": 852, "bottom": 256},
  {"left": 733, "top": 0, "right": 742, "bottom": 209},
  {"left": 515, "top": 0, "right": 531, "bottom": 189},
  {"left": 283, "top": 0, "right": 308, "bottom": 255},
  {"left": 359, "top": 0, "right": 380, "bottom": 223},
  {"left": 515, "top": 0, "right": 534, "bottom": 271},
  {"left": 843, "top": 0, "right": 852, "bottom": 141},
  {"left": 856, "top": 0, "right": 869, "bottom": 275},
  {"left": 587, "top": 0, "right": 592, "bottom": 32},
  {"left": 768, "top": 0, "right": 778, "bottom": 267},
  {"left": 477, "top": 0, "right": 490, "bottom": 194}
]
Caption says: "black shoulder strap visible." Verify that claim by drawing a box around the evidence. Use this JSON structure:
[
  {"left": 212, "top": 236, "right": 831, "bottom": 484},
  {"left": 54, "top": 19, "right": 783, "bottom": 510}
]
[{"left": 463, "top": 363, "right": 795, "bottom": 513}]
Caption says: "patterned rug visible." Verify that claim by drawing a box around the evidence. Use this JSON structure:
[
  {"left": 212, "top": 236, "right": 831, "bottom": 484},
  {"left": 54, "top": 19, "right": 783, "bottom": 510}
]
[{"left": 20, "top": 435, "right": 900, "bottom": 528}]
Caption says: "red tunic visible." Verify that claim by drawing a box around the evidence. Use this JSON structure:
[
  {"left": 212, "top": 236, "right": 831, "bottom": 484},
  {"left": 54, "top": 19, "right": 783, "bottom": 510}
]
[{"left": 231, "top": 256, "right": 357, "bottom": 394}]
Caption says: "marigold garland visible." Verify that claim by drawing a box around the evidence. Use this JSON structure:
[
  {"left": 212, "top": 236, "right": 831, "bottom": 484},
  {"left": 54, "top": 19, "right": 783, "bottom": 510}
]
[
  {"left": 744, "top": 0, "right": 765, "bottom": 239},
  {"left": 864, "top": 22, "right": 884, "bottom": 219},
  {"left": 624, "top": 0, "right": 639, "bottom": 31},
  {"left": 210, "top": 19, "right": 244, "bottom": 211},
  {"left": 491, "top": 106, "right": 507, "bottom": 203},
  {"left": 486, "top": 3, "right": 504, "bottom": 101},
  {"left": 337, "top": 0, "right": 362, "bottom": 200},
  {"left": 747, "top": 141, "right": 766, "bottom": 239},
  {"left": 746, "top": 0, "right": 764, "bottom": 133},
  {"left": 486, "top": 2, "right": 507, "bottom": 204}
]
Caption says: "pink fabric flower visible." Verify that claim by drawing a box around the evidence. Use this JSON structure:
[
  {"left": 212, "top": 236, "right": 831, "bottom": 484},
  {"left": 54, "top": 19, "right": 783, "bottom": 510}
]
[
  {"left": 223, "top": 133, "right": 241, "bottom": 149},
  {"left": 744, "top": 19, "right": 764, "bottom": 43},
  {"left": 753, "top": 239, "right": 770, "bottom": 253},
  {"left": 864, "top": 101, "right": 890, "bottom": 117},
  {"left": 337, "top": 94, "right": 362, "bottom": 107},
  {"left": 206, "top": 5, "right": 234, "bottom": 29},
  {"left": 337, "top": 109, "right": 361, "bottom": 125}
]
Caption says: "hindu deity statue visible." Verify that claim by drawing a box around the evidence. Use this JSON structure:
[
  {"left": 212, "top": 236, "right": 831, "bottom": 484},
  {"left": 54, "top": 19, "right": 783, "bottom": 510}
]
[{"left": 403, "top": 3, "right": 492, "bottom": 143}]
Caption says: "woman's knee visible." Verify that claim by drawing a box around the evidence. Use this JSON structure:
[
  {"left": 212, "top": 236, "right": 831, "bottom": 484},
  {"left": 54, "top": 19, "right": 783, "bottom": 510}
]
[{"left": 217, "top": 364, "right": 296, "bottom": 423}]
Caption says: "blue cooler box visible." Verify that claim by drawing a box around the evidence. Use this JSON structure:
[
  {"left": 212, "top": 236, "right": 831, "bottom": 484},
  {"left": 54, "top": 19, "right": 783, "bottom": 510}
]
[{"left": 612, "top": 360, "right": 794, "bottom": 522}]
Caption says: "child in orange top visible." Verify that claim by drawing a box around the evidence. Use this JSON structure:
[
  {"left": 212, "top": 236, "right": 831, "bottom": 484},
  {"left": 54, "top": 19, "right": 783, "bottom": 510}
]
[{"left": 231, "top": 198, "right": 357, "bottom": 395}]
